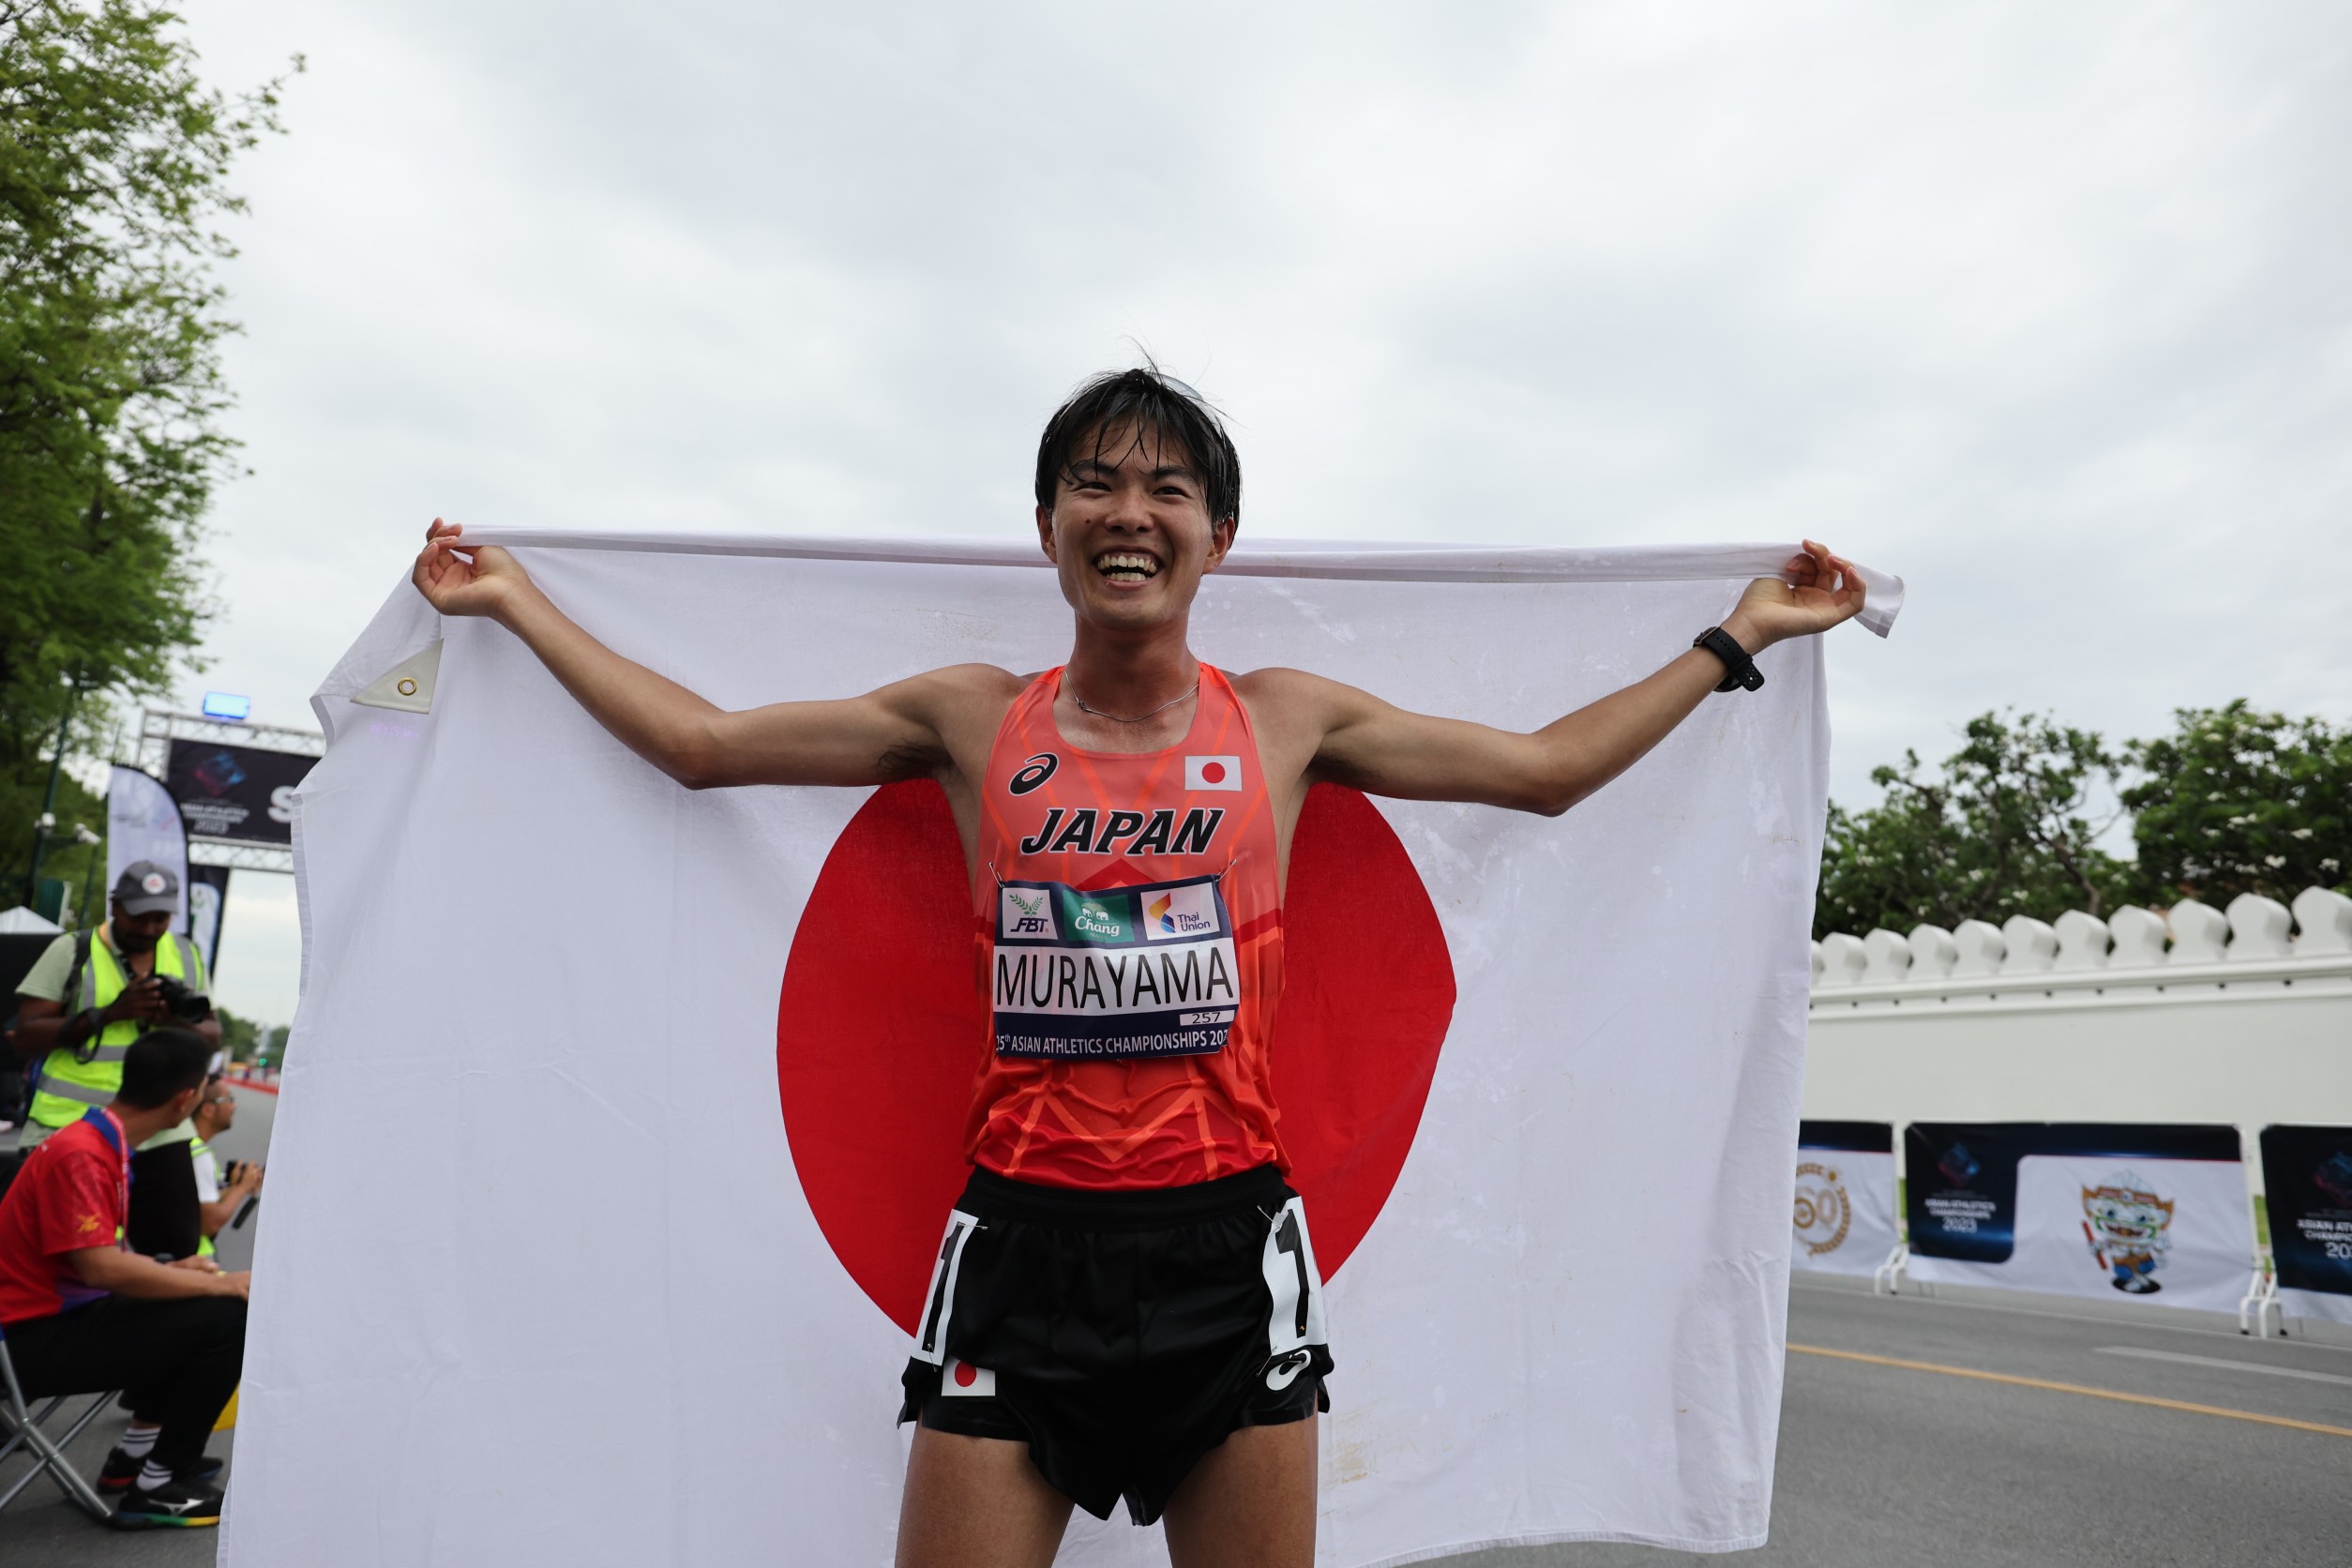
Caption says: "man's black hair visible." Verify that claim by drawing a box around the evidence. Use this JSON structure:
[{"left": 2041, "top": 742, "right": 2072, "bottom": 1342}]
[
  {"left": 1034, "top": 366, "right": 1242, "bottom": 528},
  {"left": 115, "top": 1029, "right": 217, "bottom": 1109}
]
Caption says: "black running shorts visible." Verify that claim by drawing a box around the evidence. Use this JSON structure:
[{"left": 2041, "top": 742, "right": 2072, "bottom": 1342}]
[{"left": 898, "top": 1163, "right": 1334, "bottom": 1525}]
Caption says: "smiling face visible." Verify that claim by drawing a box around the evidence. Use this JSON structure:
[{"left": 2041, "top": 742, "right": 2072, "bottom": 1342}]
[{"left": 1035, "top": 419, "right": 1236, "bottom": 633}]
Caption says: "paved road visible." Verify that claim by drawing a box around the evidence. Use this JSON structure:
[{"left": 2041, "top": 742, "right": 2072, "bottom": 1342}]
[
  {"left": 1460, "top": 1282, "right": 2352, "bottom": 1568},
  {"left": 8, "top": 1131, "right": 2349, "bottom": 1564}
]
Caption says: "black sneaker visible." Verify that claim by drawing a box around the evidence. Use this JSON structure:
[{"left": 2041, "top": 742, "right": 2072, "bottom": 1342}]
[
  {"left": 112, "top": 1475, "right": 225, "bottom": 1529},
  {"left": 97, "top": 1446, "right": 226, "bottom": 1491}
]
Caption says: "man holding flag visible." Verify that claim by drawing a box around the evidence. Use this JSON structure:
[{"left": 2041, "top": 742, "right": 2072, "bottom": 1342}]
[{"left": 413, "top": 367, "right": 1864, "bottom": 1568}]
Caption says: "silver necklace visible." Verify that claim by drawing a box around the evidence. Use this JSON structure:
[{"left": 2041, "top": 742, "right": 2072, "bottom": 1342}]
[{"left": 1067, "top": 678, "right": 1199, "bottom": 724}]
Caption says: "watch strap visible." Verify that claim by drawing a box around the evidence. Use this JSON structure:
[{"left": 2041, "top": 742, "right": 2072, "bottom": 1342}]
[{"left": 1694, "top": 626, "right": 1764, "bottom": 692}]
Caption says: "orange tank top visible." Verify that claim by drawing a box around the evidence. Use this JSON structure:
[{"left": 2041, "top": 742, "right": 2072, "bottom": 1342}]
[{"left": 965, "top": 665, "right": 1286, "bottom": 1189}]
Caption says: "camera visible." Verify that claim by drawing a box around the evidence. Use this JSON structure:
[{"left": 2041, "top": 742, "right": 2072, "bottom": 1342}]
[{"left": 152, "top": 974, "right": 213, "bottom": 1023}]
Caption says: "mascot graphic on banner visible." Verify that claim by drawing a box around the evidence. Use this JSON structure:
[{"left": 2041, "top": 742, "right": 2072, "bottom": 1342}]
[
  {"left": 1793, "top": 1161, "right": 1853, "bottom": 1259},
  {"left": 2081, "top": 1169, "right": 2175, "bottom": 1294}
]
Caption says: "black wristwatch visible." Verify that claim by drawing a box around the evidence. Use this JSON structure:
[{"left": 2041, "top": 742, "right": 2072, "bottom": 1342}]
[{"left": 1693, "top": 626, "right": 1763, "bottom": 692}]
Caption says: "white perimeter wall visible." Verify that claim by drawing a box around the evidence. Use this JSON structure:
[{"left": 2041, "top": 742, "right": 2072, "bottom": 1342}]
[{"left": 1802, "top": 887, "right": 2352, "bottom": 1188}]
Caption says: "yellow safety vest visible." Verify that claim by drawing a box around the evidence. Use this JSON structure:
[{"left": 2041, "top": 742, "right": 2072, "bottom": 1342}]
[{"left": 28, "top": 930, "right": 204, "bottom": 1129}]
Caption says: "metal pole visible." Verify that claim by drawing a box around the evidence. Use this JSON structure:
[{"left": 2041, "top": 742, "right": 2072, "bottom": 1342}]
[{"left": 21, "top": 682, "right": 80, "bottom": 903}]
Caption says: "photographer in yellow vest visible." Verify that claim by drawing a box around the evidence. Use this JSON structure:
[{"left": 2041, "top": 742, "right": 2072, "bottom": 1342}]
[{"left": 10, "top": 863, "right": 223, "bottom": 1161}]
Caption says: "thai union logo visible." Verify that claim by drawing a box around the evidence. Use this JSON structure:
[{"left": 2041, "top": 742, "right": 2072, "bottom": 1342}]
[
  {"left": 1793, "top": 1161, "right": 1852, "bottom": 1258},
  {"left": 2081, "top": 1170, "right": 2174, "bottom": 1294}
]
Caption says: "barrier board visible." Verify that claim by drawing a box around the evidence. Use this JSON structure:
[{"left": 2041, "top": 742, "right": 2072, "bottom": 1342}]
[
  {"left": 1791, "top": 1121, "right": 1896, "bottom": 1277},
  {"left": 2260, "top": 1124, "right": 2352, "bottom": 1327},
  {"left": 1905, "top": 1123, "right": 2253, "bottom": 1312}
]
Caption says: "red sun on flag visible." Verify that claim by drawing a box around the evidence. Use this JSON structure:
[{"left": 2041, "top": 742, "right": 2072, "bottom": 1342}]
[{"left": 776, "top": 780, "right": 1457, "bottom": 1334}]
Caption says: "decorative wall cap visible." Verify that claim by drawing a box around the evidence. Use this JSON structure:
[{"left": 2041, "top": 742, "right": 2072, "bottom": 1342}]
[{"left": 1810, "top": 885, "right": 2352, "bottom": 1000}]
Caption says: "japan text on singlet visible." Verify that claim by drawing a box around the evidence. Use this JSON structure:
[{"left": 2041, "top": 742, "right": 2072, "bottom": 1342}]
[{"left": 966, "top": 666, "right": 1286, "bottom": 1189}]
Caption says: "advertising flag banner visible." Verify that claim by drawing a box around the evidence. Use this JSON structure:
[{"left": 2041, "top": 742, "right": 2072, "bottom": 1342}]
[
  {"left": 228, "top": 531, "right": 1899, "bottom": 1568},
  {"left": 1792, "top": 1122, "right": 1897, "bottom": 1278},
  {"left": 1906, "top": 1123, "right": 2254, "bottom": 1313},
  {"left": 165, "top": 738, "right": 313, "bottom": 845},
  {"left": 106, "top": 764, "right": 188, "bottom": 931},
  {"left": 2259, "top": 1124, "right": 2352, "bottom": 1327},
  {"left": 188, "top": 863, "right": 231, "bottom": 976}
]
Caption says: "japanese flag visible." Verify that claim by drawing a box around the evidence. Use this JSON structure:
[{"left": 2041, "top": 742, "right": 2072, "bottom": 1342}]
[
  {"left": 1184, "top": 754, "right": 1244, "bottom": 792},
  {"left": 228, "top": 530, "right": 1898, "bottom": 1568}
]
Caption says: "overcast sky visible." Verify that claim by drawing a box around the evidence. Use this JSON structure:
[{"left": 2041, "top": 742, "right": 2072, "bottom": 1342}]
[{"left": 166, "top": 1, "right": 2352, "bottom": 1025}]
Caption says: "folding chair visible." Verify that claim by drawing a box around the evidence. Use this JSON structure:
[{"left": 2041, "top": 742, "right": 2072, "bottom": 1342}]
[{"left": 0, "top": 1321, "right": 115, "bottom": 1521}]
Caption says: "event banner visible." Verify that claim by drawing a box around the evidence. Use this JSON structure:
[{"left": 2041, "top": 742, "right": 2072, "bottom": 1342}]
[
  {"left": 188, "top": 863, "right": 231, "bottom": 976},
  {"left": 165, "top": 738, "right": 312, "bottom": 845},
  {"left": 2259, "top": 1124, "right": 2352, "bottom": 1327},
  {"left": 1791, "top": 1122, "right": 1897, "bottom": 1277},
  {"left": 106, "top": 764, "right": 188, "bottom": 931},
  {"left": 1906, "top": 1123, "right": 2254, "bottom": 1312},
  {"left": 230, "top": 532, "right": 1899, "bottom": 1568}
]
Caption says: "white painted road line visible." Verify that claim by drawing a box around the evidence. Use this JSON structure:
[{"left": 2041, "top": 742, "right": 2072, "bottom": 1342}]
[{"left": 2096, "top": 1346, "right": 2352, "bottom": 1388}]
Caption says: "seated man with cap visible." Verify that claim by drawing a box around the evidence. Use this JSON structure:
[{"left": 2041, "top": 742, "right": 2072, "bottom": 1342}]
[{"left": 9, "top": 862, "right": 222, "bottom": 1161}]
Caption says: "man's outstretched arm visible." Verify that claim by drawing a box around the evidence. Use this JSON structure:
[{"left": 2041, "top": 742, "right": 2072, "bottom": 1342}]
[
  {"left": 411, "top": 520, "right": 992, "bottom": 789},
  {"left": 1280, "top": 541, "right": 1866, "bottom": 816}
]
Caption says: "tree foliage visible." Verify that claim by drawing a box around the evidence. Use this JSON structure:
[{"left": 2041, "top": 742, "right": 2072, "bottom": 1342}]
[
  {"left": 214, "top": 1002, "right": 258, "bottom": 1059},
  {"left": 1817, "top": 703, "right": 2352, "bottom": 940},
  {"left": 0, "top": 1, "right": 294, "bottom": 880},
  {"left": 2123, "top": 701, "right": 2351, "bottom": 909},
  {"left": 1815, "top": 710, "right": 2133, "bottom": 939}
]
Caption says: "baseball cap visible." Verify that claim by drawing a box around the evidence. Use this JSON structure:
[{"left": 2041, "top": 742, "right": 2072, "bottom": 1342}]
[{"left": 113, "top": 861, "right": 180, "bottom": 915}]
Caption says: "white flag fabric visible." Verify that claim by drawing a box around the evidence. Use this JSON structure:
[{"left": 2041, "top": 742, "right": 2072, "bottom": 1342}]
[
  {"left": 227, "top": 531, "right": 1897, "bottom": 1567},
  {"left": 106, "top": 763, "right": 188, "bottom": 931}
]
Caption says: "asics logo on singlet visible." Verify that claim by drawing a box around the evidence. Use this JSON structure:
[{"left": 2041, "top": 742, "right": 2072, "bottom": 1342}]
[
  {"left": 1016, "top": 807, "right": 1224, "bottom": 857},
  {"left": 1007, "top": 753, "right": 1060, "bottom": 795},
  {"left": 1265, "top": 1350, "right": 1314, "bottom": 1391}
]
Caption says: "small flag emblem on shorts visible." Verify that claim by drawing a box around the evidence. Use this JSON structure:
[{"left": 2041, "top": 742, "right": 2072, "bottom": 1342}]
[
  {"left": 942, "top": 1358, "right": 996, "bottom": 1396},
  {"left": 1184, "top": 755, "right": 1243, "bottom": 792}
]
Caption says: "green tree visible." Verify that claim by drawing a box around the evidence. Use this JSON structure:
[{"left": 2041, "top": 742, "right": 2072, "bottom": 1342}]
[
  {"left": 2123, "top": 701, "right": 2352, "bottom": 908},
  {"left": 1, "top": 1, "right": 295, "bottom": 889},
  {"left": 1815, "top": 710, "right": 2135, "bottom": 939},
  {"left": 213, "top": 1002, "right": 259, "bottom": 1060}
]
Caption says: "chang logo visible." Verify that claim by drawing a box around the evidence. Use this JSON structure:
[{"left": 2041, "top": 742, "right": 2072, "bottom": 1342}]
[
  {"left": 2081, "top": 1170, "right": 2175, "bottom": 1294},
  {"left": 1793, "top": 1161, "right": 1853, "bottom": 1258},
  {"left": 1007, "top": 753, "right": 1059, "bottom": 796}
]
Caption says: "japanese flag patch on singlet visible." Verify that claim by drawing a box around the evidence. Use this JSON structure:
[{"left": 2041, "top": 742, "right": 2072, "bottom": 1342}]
[{"left": 992, "top": 873, "right": 1239, "bottom": 1060}]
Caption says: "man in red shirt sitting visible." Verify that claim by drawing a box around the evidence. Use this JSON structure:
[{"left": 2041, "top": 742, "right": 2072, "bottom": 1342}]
[{"left": 0, "top": 1028, "right": 249, "bottom": 1529}]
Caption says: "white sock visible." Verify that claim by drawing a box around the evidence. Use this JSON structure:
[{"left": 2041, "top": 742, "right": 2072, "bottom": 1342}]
[
  {"left": 136, "top": 1459, "right": 174, "bottom": 1492},
  {"left": 118, "top": 1424, "right": 160, "bottom": 1459}
]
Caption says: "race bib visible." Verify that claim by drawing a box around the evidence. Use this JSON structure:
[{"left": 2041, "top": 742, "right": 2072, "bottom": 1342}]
[{"left": 992, "top": 874, "right": 1239, "bottom": 1060}]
